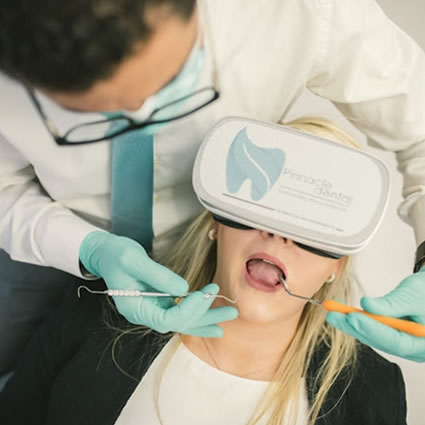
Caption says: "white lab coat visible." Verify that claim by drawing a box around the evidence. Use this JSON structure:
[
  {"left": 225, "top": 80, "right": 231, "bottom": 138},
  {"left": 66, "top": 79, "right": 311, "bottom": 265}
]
[{"left": 0, "top": 0, "right": 424, "bottom": 278}]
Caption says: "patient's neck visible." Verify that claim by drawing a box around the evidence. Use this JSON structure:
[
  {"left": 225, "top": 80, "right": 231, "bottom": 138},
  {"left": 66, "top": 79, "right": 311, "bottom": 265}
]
[{"left": 182, "top": 311, "right": 301, "bottom": 381}]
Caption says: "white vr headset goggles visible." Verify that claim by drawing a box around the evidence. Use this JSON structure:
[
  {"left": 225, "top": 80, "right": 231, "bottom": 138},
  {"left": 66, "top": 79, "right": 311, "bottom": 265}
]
[{"left": 193, "top": 117, "right": 390, "bottom": 259}]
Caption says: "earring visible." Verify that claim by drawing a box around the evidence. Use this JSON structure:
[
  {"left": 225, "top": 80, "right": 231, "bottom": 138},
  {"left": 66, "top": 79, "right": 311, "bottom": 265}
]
[
  {"left": 325, "top": 273, "right": 336, "bottom": 283},
  {"left": 208, "top": 228, "right": 217, "bottom": 241}
]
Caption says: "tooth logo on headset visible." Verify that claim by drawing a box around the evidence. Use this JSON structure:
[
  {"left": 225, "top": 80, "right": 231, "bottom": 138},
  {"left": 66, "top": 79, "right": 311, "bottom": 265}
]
[{"left": 226, "top": 127, "right": 285, "bottom": 201}]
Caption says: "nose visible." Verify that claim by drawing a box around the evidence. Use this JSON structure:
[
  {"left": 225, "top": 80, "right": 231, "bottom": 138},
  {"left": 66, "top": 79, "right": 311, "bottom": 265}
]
[
  {"left": 121, "top": 99, "right": 146, "bottom": 112},
  {"left": 95, "top": 100, "right": 145, "bottom": 112},
  {"left": 258, "top": 230, "right": 294, "bottom": 246}
]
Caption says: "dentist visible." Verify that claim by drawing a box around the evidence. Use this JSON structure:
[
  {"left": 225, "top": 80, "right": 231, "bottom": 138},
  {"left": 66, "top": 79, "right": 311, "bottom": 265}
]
[{"left": 0, "top": 0, "right": 424, "bottom": 375}]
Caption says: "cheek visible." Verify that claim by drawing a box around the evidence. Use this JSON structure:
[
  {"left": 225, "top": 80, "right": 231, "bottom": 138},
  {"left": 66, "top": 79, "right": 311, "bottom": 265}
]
[
  {"left": 213, "top": 233, "right": 253, "bottom": 296},
  {"left": 290, "top": 258, "right": 336, "bottom": 296},
  {"left": 214, "top": 241, "right": 238, "bottom": 287},
  {"left": 215, "top": 230, "right": 252, "bottom": 273}
]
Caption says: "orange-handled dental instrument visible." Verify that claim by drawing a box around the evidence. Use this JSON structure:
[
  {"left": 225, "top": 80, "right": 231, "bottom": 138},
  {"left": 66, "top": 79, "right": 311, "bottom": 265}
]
[
  {"left": 321, "top": 299, "right": 425, "bottom": 337},
  {"left": 280, "top": 277, "right": 425, "bottom": 337}
]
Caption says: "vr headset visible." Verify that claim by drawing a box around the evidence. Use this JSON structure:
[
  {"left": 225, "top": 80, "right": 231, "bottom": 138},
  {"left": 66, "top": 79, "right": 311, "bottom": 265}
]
[{"left": 193, "top": 117, "right": 390, "bottom": 259}]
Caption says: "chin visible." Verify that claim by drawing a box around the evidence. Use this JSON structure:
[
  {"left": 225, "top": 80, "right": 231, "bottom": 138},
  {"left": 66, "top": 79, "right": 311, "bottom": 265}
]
[
  {"left": 235, "top": 292, "right": 304, "bottom": 325},
  {"left": 235, "top": 300, "right": 282, "bottom": 324}
]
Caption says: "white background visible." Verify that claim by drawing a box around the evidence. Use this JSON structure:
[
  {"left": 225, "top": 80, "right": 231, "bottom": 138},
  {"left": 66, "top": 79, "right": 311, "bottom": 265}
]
[{"left": 286, "top": 1, "right": 425, "bottom": 423}]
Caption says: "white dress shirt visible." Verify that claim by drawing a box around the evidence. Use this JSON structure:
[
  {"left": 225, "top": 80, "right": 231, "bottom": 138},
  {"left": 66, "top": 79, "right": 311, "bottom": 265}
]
[
  {"left": 0, "top": 0, "right": 424, "bottom": 277},
  {"left": 115, "top": 336, "right": 308, "bottom": 425}
]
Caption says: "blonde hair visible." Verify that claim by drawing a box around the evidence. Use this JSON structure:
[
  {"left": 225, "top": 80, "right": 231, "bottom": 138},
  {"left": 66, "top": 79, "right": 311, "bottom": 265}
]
[
  {"left": 158, "top": 116, "right": 360, "bottom": 425},
  {"left": 283, "top": 116, "right": 363, "bottom": 150}
]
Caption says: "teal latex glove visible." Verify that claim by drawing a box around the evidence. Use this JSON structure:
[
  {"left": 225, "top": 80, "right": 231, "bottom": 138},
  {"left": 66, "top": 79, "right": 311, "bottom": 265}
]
[
  {"left": 80, "top": 231, "right": 238, "bottom": 337},
  {"left": 326, "top": 269, "right": 425, "bottom": 362}
]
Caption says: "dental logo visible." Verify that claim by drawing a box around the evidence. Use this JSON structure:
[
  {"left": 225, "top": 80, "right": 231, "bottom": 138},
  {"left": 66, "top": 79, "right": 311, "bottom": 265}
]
[{"left": 226, "top": 127, "right": 285, "bottom": 201}]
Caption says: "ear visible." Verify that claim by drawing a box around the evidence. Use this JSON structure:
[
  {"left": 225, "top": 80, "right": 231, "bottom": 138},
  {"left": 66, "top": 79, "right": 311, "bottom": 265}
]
[
  {"left": 207, "top": 221, "right": 220, "bottom": 241},
  {"left": 333, "top": 256, "right": 347, "bottom": 277}
]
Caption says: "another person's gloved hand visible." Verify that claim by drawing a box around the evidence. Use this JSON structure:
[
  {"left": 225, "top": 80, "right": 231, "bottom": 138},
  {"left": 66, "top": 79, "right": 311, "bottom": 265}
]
[
  {"left": 326, "top": 268, "right": 425, "bottom": 362},
  {"left": 79, "top": 231, "right": 238, "bottom": 337}
]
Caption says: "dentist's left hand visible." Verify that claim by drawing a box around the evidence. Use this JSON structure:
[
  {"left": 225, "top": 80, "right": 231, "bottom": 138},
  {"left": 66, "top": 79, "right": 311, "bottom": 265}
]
[
  {"left": 326, "top": 269, "right": 425, "bottom": 362},
  {"left": 79, "top": 231, "right": 238, "bottom": 337}
]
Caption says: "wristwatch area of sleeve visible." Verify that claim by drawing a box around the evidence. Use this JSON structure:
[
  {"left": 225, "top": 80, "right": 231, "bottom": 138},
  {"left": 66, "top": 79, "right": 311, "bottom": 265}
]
[{"left": 414, "top": 240, "right": 425, "bottom": 272}]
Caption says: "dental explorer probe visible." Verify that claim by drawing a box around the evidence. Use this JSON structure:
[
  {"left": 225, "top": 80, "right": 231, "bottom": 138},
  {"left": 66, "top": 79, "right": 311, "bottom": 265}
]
[
  {"left": 279, "top": 276, "right": 425, "bottom": 337},
  {"left": 77, "top": 285, "right": 238, "bottom": 303}
]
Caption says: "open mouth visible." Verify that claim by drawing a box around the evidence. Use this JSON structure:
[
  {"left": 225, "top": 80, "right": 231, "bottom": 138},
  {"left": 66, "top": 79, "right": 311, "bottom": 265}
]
[{"left": 246, "top": 258, "right": 286, "bottom": 289}]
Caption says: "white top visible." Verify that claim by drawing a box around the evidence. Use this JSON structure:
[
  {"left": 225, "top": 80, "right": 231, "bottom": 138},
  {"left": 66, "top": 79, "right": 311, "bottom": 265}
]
[
  {"left": 115, "top": 336, "right": 309, "bottom": 425},
  {"left": 0, "top": 0, "right": 424, "bottom": 277}
]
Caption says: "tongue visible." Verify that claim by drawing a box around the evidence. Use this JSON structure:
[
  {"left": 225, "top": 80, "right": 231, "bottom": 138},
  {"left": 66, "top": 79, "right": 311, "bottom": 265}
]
[{"left": 247, "top": 259, "right": 282, "bottom": 286}]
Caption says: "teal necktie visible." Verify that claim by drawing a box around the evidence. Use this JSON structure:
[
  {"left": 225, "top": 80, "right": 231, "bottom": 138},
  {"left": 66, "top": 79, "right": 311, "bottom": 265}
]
[
  {"left": 110, "top": 47, "right": 205, "bottom": 252},
  {"left": 111, "top": 132, "right": 154, "bottom": 252}
]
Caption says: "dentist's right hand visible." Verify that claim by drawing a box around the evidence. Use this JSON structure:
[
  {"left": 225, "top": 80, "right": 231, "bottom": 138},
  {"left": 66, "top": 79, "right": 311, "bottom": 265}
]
[{"left": 79, "top": 231, "right": 238, "bottom": 337}]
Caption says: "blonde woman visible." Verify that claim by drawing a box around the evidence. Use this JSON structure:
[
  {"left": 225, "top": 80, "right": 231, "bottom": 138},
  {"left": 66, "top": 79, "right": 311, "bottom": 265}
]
[{"left": 0, "top": 118, "right": 406, "bottom": 425}]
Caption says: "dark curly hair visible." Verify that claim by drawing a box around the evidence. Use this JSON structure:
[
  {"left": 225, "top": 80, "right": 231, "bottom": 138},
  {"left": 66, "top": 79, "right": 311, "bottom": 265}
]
[{"left": 0, "top": 0, "right": 196, "bottom": 91}]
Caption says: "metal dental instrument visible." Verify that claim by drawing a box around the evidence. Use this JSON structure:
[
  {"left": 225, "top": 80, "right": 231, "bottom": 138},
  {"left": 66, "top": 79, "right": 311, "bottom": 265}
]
[
  {"left": 77, "top": 285, "right": 238, "bottom": 304},
  {"left": 279, "top": 278, "right": 322, "bottom": 306},
  {"left": 279, "top": 276, "right": 425, "bottom": 337}
]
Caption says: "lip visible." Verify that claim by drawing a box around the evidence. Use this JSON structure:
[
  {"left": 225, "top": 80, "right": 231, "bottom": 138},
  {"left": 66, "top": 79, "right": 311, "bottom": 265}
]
[{"left": 244, "top": 252, "right": 287, "bottom": 293}]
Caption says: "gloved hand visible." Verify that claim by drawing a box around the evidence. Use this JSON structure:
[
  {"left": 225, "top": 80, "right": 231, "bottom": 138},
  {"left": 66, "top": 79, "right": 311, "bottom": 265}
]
[
  {"left": 80, "top": 231, "right": 238, "bottom": 337},
  {"left": 326, "top": 268, "right": 425, "bottom": 362}
]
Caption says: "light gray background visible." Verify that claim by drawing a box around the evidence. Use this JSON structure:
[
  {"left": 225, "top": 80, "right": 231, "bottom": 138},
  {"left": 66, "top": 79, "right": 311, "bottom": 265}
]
[{"left": 286, "top": 1, "right": 425, "bottom": 423}]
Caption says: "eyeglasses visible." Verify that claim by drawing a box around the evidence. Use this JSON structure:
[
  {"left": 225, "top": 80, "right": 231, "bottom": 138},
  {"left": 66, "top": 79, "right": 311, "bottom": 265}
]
[
  {"left": 27, "top": 8, "right": 222, "bottom": 147},
  {"left": 212, "top": 215, "right": 344, "bottom": 259},
  {"left": 26, "top": 85, "right": 219, "bottom": 146}
]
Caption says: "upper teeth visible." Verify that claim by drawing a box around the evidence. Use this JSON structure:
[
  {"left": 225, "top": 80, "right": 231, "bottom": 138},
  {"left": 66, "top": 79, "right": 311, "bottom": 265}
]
[{"left": 262, "top": 259, "right": 275, "bottom": 265}]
